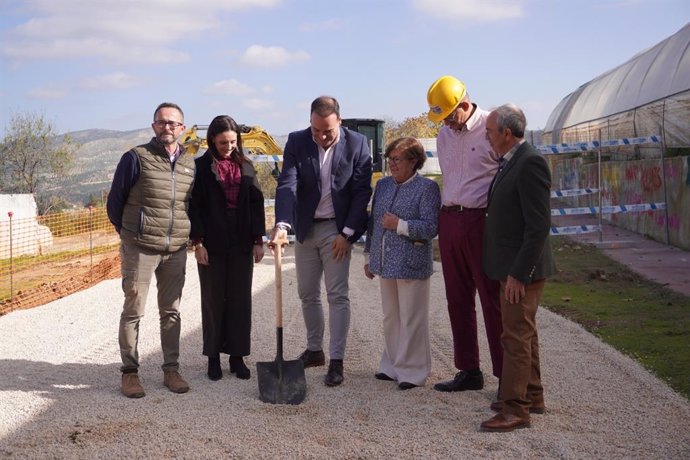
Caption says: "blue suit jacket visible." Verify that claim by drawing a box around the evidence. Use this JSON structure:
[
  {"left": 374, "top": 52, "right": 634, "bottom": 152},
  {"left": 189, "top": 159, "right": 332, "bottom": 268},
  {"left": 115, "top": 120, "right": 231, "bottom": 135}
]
[{"left": 274, "top": 126, "right": 372, "bottom": 243}]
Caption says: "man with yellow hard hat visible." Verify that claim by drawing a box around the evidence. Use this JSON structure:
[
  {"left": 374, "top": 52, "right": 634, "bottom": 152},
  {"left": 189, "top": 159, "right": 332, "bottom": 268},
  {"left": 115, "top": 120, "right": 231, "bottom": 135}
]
[{"left": 426, "top": 75, "right": 503, "bottom": 395}]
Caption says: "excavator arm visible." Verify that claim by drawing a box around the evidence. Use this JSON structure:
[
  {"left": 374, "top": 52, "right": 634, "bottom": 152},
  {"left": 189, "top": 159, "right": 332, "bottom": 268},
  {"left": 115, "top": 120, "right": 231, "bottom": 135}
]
[{"left": 181, "top": 124, "right": 282, "bottom": 178}]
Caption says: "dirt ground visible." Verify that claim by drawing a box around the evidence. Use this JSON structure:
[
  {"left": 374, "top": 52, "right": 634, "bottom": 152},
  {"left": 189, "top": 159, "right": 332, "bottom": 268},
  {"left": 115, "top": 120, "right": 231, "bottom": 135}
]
[{"left": 0, "top": 251, "right": 121, "bottom": 315}]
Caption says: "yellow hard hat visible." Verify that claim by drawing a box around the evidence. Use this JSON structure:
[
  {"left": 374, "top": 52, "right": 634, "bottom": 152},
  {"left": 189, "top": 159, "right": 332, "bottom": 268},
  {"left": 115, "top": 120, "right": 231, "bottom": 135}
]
[{"left": 427, "top": 75, "right": 467, "bottom": 122}]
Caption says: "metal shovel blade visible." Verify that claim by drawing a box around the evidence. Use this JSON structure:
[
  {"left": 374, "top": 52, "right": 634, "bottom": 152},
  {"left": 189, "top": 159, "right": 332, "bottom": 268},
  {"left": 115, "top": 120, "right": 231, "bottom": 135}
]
[
  {"left": 257, "top": 352, "right": 306, "bottom": 405},
  {"left": 258, "top": 234, "right": 306, "bottom": 405}
]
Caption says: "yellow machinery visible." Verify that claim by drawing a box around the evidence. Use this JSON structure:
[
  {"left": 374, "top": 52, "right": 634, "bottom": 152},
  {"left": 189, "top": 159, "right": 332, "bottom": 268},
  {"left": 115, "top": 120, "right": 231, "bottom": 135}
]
[
  {"left": 181, "top": 120, "right": 385, "bottom": 184},
  {"left": 181, "top": 124, "right": 282, "bottom": 179},
  {"left": 181, "top": 124, "right": 283, "bottom": 157}
]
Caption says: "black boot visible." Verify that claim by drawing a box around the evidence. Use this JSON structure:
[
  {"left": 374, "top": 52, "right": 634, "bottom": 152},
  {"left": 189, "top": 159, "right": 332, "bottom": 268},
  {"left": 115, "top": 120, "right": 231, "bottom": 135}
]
[
  {"left": 229, "top": 356, "right": 250, "bottom": 380},
  {"left": 207, "top": 355, "right": 222, "bottom": 381}
]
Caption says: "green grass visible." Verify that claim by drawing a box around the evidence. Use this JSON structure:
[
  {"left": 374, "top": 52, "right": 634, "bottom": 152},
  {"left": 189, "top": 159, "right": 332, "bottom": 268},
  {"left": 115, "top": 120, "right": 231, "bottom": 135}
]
[{"left": 543, "top": 237, "right": 690, "bottom": 399}]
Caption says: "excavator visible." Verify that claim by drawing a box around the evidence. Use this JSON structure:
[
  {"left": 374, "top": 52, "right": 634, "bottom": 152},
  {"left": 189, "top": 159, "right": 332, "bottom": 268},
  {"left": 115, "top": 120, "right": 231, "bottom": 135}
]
[
  {"left": 180, "top": 119, "right": 385, "bottom": 182},
  {"left": 180, "top": 124, "right": 283, "bottom": 179}
]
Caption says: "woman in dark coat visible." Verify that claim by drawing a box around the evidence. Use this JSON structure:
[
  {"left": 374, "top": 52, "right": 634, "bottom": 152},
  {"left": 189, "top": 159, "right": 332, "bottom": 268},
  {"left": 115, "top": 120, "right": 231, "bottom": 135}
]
[{"left": 189, "top": 115, "right": 266, "bottom": 381}]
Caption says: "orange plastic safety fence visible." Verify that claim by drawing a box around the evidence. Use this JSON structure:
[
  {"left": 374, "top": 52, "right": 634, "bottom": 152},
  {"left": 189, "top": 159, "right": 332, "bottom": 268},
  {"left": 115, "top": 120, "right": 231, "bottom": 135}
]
[{"left": 0, "top": 207, "right": 121, "bottom": 315}]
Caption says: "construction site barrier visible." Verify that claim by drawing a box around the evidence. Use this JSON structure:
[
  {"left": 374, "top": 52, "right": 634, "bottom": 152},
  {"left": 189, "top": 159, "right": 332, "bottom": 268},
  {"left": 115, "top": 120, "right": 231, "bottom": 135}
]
[
  {"left": 252, "top": 155, "right": 283, "bottom": 163},
  {"left": 551, "top": 188, "right": 598, "bottom": 198},
  {"left": 0, "top": 207, "right": 120, "bottom": 314},
  {"left": 537, "top": 135, "right": 662, "bottom": 154},
  {"left": 550, "top": 225, "right": 601, "bottom": 235},
  {"left": 551, "top": 202, "right": 666, "bottom": 216},
  {"left": 545, "top": 134, "right": 669, "bottom": 243}
]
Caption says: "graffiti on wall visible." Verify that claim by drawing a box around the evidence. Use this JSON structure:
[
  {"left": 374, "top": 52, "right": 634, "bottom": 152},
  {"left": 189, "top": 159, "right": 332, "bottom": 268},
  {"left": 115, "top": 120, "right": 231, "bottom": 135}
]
[
  {"left": 640, "top": 166, "right": 662, "bottom": 193},
  {"left": 576, "top": 157, "right": 688, "bottom": 248}
]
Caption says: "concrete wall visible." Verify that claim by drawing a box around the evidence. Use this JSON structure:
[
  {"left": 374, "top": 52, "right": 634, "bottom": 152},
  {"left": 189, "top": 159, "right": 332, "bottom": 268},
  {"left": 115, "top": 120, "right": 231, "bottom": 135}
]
[
  {"left": 547, "top": 156, "right": 690, "bottom": 249},
  {"left": 0, "top": 194, "right": 53, "bottom": 258}
]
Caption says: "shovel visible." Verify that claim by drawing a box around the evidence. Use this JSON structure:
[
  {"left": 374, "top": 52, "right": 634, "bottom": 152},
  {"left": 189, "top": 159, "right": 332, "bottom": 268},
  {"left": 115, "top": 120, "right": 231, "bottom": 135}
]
[{"left": 257, "top": 233, "right": 306, "bottom": 405}]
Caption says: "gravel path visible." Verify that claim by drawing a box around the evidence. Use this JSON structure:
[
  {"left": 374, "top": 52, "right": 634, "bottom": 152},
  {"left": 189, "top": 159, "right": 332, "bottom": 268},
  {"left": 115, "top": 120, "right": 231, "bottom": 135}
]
[{"left": 1, "top": 248, "right": 689, "bottom": 459}]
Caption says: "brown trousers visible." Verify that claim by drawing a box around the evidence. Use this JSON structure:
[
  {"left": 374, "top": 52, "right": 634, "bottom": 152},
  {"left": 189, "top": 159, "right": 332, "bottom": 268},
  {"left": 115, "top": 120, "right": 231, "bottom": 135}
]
[
  {"left": 118, "top": 241, "right": 187, "bottom": 373},
  {"left": 499, "top": 279, "right": 546, "bottom": 419}
]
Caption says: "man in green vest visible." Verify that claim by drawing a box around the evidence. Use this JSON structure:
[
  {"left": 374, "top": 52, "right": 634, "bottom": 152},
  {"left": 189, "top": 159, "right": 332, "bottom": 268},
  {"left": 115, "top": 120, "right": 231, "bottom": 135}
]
[{"left": 107, "top": 102, "right": 196, "bottom": 398}]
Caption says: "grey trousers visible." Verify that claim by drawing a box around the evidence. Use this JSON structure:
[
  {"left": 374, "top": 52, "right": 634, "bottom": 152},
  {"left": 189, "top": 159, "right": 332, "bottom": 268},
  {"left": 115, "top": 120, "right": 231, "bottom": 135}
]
[
  {"left": 294, "top": 220, "right": 352, "bottom": 360},
  {"left": 118, "top": 240, "right": 187, "bottom": 373}
]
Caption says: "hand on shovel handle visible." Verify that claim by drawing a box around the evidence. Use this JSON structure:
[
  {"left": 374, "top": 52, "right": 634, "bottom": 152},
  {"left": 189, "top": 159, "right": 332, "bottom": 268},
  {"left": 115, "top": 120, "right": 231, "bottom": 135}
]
[{"left": 268, "top": 227, "right": 289, "bottom": 256}]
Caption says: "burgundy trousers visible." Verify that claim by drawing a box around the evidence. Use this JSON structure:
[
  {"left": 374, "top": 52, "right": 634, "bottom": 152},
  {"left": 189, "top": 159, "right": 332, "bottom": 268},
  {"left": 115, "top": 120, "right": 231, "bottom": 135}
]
[{"left": 438, "top": 208, "right": 503, "bottom": 378}]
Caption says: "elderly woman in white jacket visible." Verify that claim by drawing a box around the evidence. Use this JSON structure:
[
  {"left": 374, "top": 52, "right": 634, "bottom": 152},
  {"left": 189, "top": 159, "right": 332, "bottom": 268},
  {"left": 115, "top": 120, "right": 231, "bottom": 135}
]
[{"left": 364, "top": 137, "right": 441, "bottom": 390}]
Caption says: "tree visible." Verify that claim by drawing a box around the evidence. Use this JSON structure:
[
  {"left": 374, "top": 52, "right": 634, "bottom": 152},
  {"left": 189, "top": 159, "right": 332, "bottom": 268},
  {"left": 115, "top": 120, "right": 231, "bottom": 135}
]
[
  {"left": 37, "top": 195, "right": 74, "bottom": 215},
  {"left": 384, "top": 113, "right": 441, "bottom": 142},
  {"left": 0, "top": 112, "right": 78, "bottom": 212}
]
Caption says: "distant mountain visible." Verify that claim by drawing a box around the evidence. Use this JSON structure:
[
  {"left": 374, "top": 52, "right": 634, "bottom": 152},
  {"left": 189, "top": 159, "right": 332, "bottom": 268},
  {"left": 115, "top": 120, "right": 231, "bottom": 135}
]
[
  {"left": 46, "top": 128, "right": 153, "bottom": 203},
  {"left": 52, "top": 127, "right": 287, "bottom": 205}
]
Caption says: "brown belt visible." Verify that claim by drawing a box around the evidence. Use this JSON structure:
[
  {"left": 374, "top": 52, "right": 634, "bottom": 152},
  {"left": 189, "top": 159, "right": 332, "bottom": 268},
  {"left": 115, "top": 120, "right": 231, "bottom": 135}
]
[
  {"left": 313, "top": 217, "right": 336, "bottom": 223},
  {"left": 441, "top": 205, "right": 485, "bottom": 213}
]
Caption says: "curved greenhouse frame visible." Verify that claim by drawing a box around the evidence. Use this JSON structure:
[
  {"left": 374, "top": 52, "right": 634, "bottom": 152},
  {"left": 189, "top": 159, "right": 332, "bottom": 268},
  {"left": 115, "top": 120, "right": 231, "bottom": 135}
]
[{"left": 544, "top": 23, "right": 690, "bottom": 150}]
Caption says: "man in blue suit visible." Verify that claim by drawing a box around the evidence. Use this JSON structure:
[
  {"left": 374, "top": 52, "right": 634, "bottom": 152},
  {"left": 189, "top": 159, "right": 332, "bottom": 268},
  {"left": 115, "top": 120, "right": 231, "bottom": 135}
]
[{"left": 269, "top": 96, "right": 372, "bottom": 386}]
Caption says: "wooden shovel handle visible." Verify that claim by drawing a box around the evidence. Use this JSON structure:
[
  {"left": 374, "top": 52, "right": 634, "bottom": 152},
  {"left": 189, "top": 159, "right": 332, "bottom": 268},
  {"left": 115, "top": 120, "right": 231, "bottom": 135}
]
[{"left": 273, "top": 232, "right": 289, "bottom": 328}]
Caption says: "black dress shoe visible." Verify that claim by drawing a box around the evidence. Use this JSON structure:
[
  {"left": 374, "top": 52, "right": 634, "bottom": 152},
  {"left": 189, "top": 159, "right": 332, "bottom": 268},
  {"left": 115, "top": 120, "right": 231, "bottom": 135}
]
[
  {"left": 375, "top": 372, "right": 394, "bottom": 381},
  {"left": 298, "top": 349, "right": 326, "bottom": 368},
  {"left": 229, "top": 356, "right": 250, "bottom": 380},
  {"left": 433, "top": 369, "right": 484, "bottom": 392},
  {"left": 324, "top": 360, "right": 343, "bottom": 386},
  {"left": 398, "top": 382, "right": 417, "bottom": 390},
  {"left": 207, "top": 355, "right": 222, "bottom": 381}
]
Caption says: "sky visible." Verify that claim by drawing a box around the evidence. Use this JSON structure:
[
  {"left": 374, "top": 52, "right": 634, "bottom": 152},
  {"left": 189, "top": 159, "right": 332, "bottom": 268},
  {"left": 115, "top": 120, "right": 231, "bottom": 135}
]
[{"left": 0, "top": 0, "right": 688, "bottom": 138}]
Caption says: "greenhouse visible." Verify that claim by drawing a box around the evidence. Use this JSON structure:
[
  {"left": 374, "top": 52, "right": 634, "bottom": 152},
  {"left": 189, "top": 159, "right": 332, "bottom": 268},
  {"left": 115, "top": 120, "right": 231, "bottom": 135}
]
[
  {"left": 542, "top": 23, "right": 690, "bottom": 249},
  {"left": 543, "top": 22, "right": 689, "bottom": 151}
]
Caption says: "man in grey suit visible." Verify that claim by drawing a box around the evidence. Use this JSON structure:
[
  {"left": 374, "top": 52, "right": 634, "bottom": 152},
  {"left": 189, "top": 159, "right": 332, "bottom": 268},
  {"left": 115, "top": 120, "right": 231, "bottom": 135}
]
[
  {"left": 480, "top": 104, "right": 555, "bottom": 432},
  {"left": 269, "top": 96, "right": 372, "bottom": 386}
]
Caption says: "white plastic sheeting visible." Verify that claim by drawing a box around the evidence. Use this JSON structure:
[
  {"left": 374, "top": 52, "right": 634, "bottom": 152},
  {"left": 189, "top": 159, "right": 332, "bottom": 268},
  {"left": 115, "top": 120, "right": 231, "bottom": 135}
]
[{"left": 544, "top": 23, "right": 690, "bottom": 148}]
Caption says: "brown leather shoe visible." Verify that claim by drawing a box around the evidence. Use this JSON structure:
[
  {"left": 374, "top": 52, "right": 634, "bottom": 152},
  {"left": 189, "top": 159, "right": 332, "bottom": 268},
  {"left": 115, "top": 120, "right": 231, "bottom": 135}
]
[
  {"left": 480, "top": 413, "right": 530, "bottom": 432},
  {"left": 490, "top": 400, "right": 545, "bottom": 414},
  {"left": 121, "top": 373, "right": 145, "bottom": 398},
  {"left": 163, "top": 370, "right": 190, "bottom": 394}
]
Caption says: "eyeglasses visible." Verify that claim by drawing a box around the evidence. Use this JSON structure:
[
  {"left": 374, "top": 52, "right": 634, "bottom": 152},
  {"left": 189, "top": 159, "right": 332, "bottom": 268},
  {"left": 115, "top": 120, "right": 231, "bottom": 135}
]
[
  {"left": 153, "top": 120, "right": 184, "bottom": 129},
  {"left": 387, "top": 156, "right": 411, "bottom": 165},
  {"left": 443, "top": 107, "right": 459, "bottom": 123}
]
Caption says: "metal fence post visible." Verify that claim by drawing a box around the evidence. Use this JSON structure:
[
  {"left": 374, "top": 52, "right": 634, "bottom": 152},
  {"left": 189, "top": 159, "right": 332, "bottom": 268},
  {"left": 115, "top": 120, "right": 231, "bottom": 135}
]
[
  {"left": 597, "top": 129, "right": 603, "bottom": 243},
  {"left": 8, "top": 211, "right": 13, "bottom": 302},
  {"left": 88, "top": 205, "right": 94, "bottom": 283}
]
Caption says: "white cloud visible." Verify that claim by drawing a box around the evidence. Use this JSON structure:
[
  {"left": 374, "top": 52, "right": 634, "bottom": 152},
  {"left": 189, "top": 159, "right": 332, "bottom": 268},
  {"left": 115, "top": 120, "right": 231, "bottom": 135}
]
[
  {"left": 27, "top": 85, "right": 68, "bottom": 99},
  {"left": 238, "top": 45, "right": 310, "bottom": 68},
  {"left": 299, "top": 19, "right": 346, "bottom": 32},
  {"left": 203, "top": 79, "right": 256, "bottom": 96},
  {"left": 412, "top": 0, "right": 525, "bottom": 21},
  {"left": 243, "top": 98, "right": 273, "bottom": 110},
  {"left": 1, "top": 0, "right": 282, "bottom": 64},
  {"left": 79, "top": 73, "right": 144, "bottom": 91}
]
